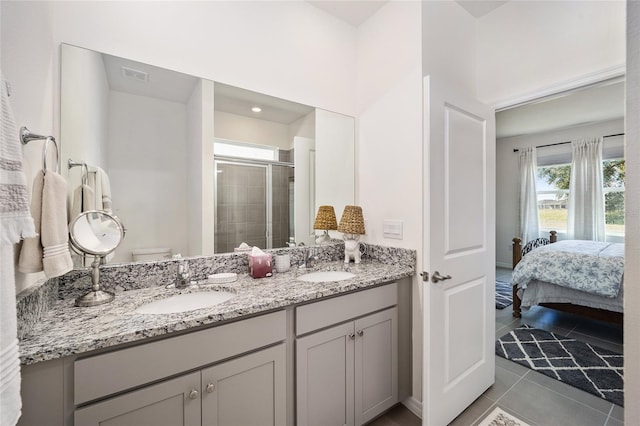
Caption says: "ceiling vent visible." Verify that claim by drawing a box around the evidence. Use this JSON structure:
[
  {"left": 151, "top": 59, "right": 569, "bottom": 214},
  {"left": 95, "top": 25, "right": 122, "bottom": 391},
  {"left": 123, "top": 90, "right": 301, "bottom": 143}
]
[{"left": 121, "top": 66, "right": 148, "bottom": 83}]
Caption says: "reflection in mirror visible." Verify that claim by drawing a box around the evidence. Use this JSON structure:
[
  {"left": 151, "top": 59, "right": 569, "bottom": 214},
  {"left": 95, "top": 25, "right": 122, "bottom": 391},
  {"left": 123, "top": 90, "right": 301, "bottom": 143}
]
[
  {"left": 212, "top": 83, "right": 312, "bottom": 253},
  {"left": 69, "top": 210, "right": 124, "bottom": 256},
  {"left": 69, "top": 210, "right": 125, "bottom": 307},
  {"left": 61, "top": 44, "right": 355, "bottom": 263}
]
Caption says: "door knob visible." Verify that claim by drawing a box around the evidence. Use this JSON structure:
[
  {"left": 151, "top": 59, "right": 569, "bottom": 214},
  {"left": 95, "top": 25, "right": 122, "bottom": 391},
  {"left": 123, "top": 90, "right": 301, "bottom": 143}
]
[
  {"left": 188, "top": 389, "right": 199, "bottom": 400},
  {"left": 206, "top": 383, "right": 215, "bottom": 393},
  {"left": 431, "top": 271, "right": 452, "bottom": 283}
]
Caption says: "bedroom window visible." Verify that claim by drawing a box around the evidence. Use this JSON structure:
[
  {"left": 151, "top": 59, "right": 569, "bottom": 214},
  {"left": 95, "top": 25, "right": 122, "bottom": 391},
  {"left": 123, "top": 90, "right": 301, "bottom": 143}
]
[
  {"left": 536, "top": 159, "right": 625, "bottom": 236},
  {"left": 603, "top": 159, "right": 625, "bottom": 236},
  {"left": 536, "top": 164, "right": 570, "bottom": 233}
]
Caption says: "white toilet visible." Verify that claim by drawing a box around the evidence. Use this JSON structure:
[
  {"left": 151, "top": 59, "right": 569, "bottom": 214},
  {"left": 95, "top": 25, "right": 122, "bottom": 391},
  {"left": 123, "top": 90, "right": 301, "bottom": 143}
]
[{"left": 132, "top": 248, "right": 172, "bottom": 262}]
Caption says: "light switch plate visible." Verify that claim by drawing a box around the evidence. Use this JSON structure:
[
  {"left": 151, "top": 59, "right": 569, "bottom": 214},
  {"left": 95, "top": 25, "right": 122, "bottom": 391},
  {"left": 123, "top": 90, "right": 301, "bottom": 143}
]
[{"left": 383, "top": 220, "right": 403, "bottom": 240}]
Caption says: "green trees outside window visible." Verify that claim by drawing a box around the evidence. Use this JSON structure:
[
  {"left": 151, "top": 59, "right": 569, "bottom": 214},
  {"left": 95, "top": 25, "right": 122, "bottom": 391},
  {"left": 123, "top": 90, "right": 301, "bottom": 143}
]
[{"left": 536, "top": 159, "right": 625, "bottom": 235}]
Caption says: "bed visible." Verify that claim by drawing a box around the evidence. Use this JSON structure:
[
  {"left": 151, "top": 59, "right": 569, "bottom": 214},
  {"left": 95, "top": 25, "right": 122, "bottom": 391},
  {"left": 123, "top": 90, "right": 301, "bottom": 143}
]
[{"left": 511, "top": 232, "right": 624, "bottom": 324}]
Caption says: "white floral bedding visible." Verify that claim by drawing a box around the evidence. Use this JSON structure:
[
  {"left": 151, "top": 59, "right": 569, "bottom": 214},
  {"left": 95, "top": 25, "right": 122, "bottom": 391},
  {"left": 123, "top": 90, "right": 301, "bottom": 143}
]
[{"left": 512, "top": 240, "right": 624, "bottom": 298}]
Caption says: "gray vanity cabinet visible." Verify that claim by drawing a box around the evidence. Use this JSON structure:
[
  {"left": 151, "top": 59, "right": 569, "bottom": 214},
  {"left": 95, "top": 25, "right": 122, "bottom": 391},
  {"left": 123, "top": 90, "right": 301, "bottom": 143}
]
[
  {"left": 19, "top": 279, "right": 412, "bottom": 426},
  {"left": 75, "top": 343, "right": 286, "bottom": 426},
  {"left": 295, "top": 284, "right": 399, "bottom": 426},
  {"left": 71, "top": 311, "right": 286, "bottom": 426}
]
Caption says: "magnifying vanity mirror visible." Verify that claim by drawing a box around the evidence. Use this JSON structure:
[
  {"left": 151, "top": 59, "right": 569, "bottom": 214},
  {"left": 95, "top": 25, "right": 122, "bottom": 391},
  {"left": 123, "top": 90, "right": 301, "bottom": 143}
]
[
  {"left": 69, "top": 211, "right": 125, "bottom": 306},
  {"left": 60, "top": 43, "right": 355, "bottom": 264}
]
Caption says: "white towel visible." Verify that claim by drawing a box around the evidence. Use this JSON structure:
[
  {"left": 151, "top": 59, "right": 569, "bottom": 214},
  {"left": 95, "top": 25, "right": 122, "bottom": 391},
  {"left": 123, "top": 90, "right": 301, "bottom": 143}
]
[
  {"left": 0, "top": 71, "right": 36, "bottom": 243},
  {"left": 97, "top": 167, "right": 112, "bottom": 212},
  {"left": 17, "top": 171, "right": 44, "bottom": 273},
  {"left": 86, "top": 167, "right": 112, "bottom": 212},
  {"left": 1, "top": 245, "right": 22, "bottom": 426},
  {"left": 70, "top": 183, "right": 95, "bottom": 221},
  {"left": 0, "top": 70, "right": 29, "bottom": 426},
  {"left": 95, "top": 167, "right": 114, "bottom": 262},
  {"left": 19, "top": 170, "right": 73, "bottom": 278},
  {"left": 86, "top": 170, "right": 101, "bottom": 211}
]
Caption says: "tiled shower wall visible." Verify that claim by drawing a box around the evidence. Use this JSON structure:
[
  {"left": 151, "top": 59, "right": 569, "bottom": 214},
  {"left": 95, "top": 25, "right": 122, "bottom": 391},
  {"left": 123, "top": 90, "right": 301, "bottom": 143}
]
[
  {"left": 215, "top": 151, "right": 293, "bottom": 253},
  {"left": 272, "top": 164, "right": 293, "bottom": 248}
]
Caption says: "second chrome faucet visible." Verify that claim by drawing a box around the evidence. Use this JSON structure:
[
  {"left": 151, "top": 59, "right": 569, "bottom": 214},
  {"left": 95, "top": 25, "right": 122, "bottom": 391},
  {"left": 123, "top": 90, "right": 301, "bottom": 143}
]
[
  {"left": 299, "top": 244, "right": 317, "bottom": 269},
  {"left": 171, "top": 254, "right": 191, "bottom": 289}
]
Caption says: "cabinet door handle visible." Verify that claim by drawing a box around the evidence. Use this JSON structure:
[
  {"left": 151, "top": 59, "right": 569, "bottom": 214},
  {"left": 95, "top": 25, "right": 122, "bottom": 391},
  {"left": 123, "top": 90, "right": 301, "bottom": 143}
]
[
  {"left": 357, "top": 330, "right": 364, "bottom": 337},
  {"left": 348, "top": 333, "right": 355, "bottom": 340},
  {"left": 188, "top": 389, "right": 199, "bottom": 400},
  {"left": 206, "top": 383, "right": 215, "bottom": 393}
]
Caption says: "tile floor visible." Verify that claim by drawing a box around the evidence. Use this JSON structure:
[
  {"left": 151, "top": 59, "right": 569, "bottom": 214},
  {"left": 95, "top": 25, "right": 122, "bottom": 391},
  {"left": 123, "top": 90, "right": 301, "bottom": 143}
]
[
  {"left": 369, "top": 403, "right": 422, "bottom": 426},
  {"left": 370, "top": 267, "right": 624, "bottom": 426}
]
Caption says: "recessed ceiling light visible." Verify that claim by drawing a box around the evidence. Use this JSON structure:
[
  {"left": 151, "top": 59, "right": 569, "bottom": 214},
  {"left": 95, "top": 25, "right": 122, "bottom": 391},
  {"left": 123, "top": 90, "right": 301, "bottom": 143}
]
[{"left": 251, "top": 106, "right": 262, "bottom": 113}]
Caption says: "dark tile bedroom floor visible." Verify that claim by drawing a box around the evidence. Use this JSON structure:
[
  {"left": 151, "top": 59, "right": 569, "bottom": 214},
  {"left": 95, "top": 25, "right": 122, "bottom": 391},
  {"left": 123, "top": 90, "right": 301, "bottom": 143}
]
[
  {"left": 370, "top": 267, "right": 624, "bottom": 426},
  {"left": 448, "top": 267, "right": 623, "bottom": 426}
]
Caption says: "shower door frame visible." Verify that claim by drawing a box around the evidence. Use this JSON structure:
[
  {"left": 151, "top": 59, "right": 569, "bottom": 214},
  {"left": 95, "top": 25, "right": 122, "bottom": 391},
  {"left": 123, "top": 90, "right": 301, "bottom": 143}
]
[{"left": 214, "top": 156, "right": 294, "bottom": 253}]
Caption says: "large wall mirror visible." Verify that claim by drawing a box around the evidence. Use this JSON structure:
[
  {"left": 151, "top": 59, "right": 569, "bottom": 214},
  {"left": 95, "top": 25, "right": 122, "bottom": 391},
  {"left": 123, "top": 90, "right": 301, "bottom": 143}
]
[{"left": 61, "top": 44, "right": 355, "bottom": 263}]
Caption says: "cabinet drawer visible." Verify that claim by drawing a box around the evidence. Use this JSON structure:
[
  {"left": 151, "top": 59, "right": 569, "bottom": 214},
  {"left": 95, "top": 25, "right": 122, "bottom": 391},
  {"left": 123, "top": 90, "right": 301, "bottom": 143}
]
[
  {"left": 75, "top": 310, "right": 285, "bottom": 405},
  {"left": 296, "top": 283, "right": 397, "bottom": 336}
]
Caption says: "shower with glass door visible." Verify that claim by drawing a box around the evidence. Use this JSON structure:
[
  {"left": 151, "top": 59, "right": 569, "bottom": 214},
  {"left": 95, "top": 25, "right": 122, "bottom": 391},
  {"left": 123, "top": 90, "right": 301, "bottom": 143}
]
[{"left": 214, "top": 157, "right": 294, "bottom": 253}]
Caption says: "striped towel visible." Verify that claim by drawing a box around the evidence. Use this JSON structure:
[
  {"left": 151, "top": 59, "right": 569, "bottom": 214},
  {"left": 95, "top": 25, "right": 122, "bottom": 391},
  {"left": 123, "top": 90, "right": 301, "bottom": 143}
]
[
  {"left": 1, "top": 70, "right": 34, "bottom": 426},
  {"left": 0, "top": 71, "right": 36, "bottom": 243}
]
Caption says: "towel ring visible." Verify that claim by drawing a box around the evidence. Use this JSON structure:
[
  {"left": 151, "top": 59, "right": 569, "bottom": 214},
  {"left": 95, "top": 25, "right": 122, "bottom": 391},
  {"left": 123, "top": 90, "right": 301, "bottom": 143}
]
[
  {"left": 43, "top": 137, "right": 59, "bottom": 174},
  {"left": 68, "top": 159, "right": 89, "bottom": 185},
  {"left": 20, "top": 127, "right": 59, "bottom": 174}
]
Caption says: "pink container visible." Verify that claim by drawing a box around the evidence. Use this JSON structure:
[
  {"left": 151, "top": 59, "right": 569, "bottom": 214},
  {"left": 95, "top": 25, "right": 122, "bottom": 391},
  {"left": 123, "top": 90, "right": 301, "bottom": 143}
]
[{"left": 248, "top": 254, "right": 273, "bottom": 278}]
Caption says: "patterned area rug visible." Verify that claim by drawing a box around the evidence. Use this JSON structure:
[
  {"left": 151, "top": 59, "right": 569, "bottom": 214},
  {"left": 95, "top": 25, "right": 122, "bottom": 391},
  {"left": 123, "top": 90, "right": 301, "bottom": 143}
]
[
  {"left": 495, "top": 281, "right": 513, "bottom": 309},
  {"left": 496, "top": 325, "right": 623, "bottom": 406},
  {"left": 477, "top": 407, "right": 531, "bottom": 426}
]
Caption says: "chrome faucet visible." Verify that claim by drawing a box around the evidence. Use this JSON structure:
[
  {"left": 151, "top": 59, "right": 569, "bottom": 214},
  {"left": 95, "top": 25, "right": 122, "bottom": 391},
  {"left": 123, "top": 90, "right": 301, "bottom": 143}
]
[
  {"left": 305, "top": 247, "right": 317, "bottom": 268},
  {"left": 298, "top": 243, "right": 317, "bottom": 269},
  {"left": 176, "top": 257, "right": 191, "bottom": 288},
  {"left": 297, "top": 242, "right": 307, "bottom": 268}
]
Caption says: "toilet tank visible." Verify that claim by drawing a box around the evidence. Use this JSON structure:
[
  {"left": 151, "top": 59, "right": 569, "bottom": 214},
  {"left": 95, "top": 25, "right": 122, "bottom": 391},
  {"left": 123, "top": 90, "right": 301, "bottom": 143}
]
[{"left": 132, "top": 248, "right": 172, "bottom": 262}]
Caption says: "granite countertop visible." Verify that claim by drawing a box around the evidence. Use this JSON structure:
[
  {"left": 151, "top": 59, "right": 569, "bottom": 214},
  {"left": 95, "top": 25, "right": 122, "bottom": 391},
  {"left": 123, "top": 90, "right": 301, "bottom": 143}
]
[{"left": 18, "top": 260, "right": 414, "bottom": 365}]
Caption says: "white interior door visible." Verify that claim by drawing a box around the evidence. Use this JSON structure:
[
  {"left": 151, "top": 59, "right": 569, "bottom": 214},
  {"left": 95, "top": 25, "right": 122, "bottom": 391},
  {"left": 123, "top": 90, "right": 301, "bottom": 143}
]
[{"left": 422, "top": 76, "right": 496, "bottom": 426}]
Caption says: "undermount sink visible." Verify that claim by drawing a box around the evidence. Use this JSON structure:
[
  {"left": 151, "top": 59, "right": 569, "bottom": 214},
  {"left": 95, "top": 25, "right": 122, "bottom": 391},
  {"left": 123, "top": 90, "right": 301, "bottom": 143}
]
[
  {"left": 297, "top": 270, "right": 355, "bottom": 283},
  {"left": 135, "top": 291, "right": 236, "bottom": 315}
]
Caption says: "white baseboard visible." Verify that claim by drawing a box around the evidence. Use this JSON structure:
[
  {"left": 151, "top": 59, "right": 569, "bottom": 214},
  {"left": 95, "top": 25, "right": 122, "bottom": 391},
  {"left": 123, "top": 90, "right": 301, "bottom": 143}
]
[
  {"left": 402, "top": 396, "right": 422, "bottom": 419},
  {"left": 496, "top": 261, "right": 511, "bottom": 269}
]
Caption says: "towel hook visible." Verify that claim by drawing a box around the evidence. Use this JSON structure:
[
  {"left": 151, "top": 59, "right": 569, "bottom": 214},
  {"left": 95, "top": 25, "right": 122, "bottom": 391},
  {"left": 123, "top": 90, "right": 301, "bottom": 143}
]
[{"left": 20, "top": 127, "right": 59, "bottom": 174}]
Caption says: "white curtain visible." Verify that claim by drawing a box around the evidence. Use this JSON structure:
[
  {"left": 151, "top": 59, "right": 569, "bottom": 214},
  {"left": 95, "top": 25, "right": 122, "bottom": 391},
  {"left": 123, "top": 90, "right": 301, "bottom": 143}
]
[
  {"left": 518, "top": 147, "right": 539, "bottom": 243},
  {"left": 568, "top": 137, "right": 605, "bottom": 241}
]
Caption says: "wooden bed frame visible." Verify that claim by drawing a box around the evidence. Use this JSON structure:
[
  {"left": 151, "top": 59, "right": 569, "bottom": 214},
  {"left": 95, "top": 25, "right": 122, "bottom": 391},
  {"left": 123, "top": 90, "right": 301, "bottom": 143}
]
[{"left": 511, "top": 231, "right": 623, "bottom": 325}]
